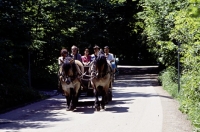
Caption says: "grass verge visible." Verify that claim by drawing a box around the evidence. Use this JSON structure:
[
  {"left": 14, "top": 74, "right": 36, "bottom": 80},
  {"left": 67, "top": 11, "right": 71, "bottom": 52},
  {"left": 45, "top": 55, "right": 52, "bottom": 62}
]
[{"left": 159, "top": 67, "right": 200, "bottom": 132}]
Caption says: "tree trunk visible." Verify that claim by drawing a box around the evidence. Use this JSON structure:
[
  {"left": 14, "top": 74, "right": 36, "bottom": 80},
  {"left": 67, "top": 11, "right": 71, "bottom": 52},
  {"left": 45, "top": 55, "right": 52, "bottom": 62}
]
[{"left": 28, "top": 51, "right": 31, "bottom": 88}]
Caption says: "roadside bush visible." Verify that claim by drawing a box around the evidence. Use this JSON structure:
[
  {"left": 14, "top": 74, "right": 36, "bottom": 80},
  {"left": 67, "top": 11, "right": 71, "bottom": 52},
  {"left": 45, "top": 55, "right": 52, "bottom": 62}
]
[
  {"left": 158, "top": 66, "right": 178, "bottom": 98},
  {"left": 179, "top": 71, "right": 200, "bottom": 131},
  {"left": 159, "top": 66, "right": 200, "bottom": 131},
  {"left": 0, "top": 84, "right": 45, "bottom": 113}
]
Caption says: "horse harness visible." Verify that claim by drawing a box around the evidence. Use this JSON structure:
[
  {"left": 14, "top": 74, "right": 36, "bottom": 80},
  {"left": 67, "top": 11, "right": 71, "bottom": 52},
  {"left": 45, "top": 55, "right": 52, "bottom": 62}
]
[
  {"left": 59, "top": 61, "right": 82, "bottom": 84},
  {"left": 90, "top": 61, "right": 113, "bottom": 79}
]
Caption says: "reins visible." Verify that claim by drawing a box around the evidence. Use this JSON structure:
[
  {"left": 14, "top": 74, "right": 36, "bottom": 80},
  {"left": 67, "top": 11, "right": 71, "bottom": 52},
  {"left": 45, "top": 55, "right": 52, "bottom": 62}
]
[{"left": 60, "top": 59, "right": 112, "bottom": 83}]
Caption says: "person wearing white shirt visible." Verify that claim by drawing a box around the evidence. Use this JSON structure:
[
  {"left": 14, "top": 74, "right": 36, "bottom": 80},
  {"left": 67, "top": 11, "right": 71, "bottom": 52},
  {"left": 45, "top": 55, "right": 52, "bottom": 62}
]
[
  {"left": 58, "top": 48, "right": 68, "bottom": 66},
  {"left": 104, "top": 46, "right": 116, "bottom": 73},
  {"left": 57, "top": 48, "right": 69, "bottom": 95}
]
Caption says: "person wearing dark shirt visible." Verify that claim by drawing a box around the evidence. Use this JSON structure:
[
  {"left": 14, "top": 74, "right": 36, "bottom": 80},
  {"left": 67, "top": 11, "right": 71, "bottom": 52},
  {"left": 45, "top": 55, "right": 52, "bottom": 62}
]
[
  {"left": 71, "top": 45, "right": 82, "bottom": 62},
  {"left": 91, "top": 45, "right": 100, "bottom": 61}
]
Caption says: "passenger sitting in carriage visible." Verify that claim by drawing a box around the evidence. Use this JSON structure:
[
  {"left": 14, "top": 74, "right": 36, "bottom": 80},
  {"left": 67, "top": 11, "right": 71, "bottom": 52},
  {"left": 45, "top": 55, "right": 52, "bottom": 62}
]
[
  {"left": 104, "top": 46, "right": 116, "bottom": 74},
  {"left": 57, "top": 48, "right": 69, "bottom": 94},
  {"left": 91, "top": 45, "right": 100, "bottom": 61},
  {"left": 71, "top": 45, "right": 82, "bottom": 62},
  {"left": 81, "top": 48, "right": 91, "bottom": 66},
  {"left": 58, "top": 48, "right": 69, "bottom": 67}
]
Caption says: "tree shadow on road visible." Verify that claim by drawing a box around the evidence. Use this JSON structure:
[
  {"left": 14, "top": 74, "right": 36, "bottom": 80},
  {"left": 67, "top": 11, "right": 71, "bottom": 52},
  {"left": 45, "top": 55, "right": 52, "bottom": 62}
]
[
  {"left": 113, "top": 74, "right": 160, "bottom": 87},
  {"left": 73, "top": 101, "right": 95, "bottom": 114},
  {"left": 73, "top": 97, "right": 134, "bottom": 114},
  {"left": 105, "top": 99, "right": 133, "bottom": 113},
  {"left": 0, "top": 96, "right": 71, "bottom": 130},
  {"left": 105, "top": 106, "right": 129, "bottom": 113}
]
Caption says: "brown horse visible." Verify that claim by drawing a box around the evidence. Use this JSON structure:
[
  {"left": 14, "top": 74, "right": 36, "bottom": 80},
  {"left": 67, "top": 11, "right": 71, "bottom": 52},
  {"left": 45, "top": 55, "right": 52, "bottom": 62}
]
[
  {"left": 89, "top": 50, "right": 113, "bottom": 111},
  {"left": 59, "top": 57, "right": 84, "bottom": 111}
]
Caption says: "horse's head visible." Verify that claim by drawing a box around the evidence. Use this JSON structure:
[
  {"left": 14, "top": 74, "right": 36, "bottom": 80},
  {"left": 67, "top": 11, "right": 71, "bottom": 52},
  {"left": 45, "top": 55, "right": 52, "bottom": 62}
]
[
  {"left": 61, "top": 57, "right": 77, "bottom": 84},
  {"left": 95, "top": 49, "right": 107, "bottom": 77}
]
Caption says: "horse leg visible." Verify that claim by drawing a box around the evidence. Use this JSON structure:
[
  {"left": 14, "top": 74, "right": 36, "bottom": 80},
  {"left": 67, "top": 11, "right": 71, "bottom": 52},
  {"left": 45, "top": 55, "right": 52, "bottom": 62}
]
[
  {"left": 101, "top": 89, "right": 106, "bottom": 109},
  {"left": 73, "top": 96, "right": 77, "bottom": 110},
  {"left": 74, "top": 88, "right": 80, "bottom": 107},
  {"left": 68, "top": 88, "right": 75, "bottom": 111},
  {"left": 66, "top": 95, "right": 71, "bottom": 111},
  {"left": 71, "top": 89, "right": 79, "bottom": 110},
  {"left": 94, "top": 88, "right": 100, "bottom": 111},
  {"left": 105, "top": 94, "right": 108, "bottom": 104},
  {"left": 57, "top": 77, "right": 63, "bottom": 94},
  {"left": 72, "top": 84, "right": 81, "bottom": 110}
]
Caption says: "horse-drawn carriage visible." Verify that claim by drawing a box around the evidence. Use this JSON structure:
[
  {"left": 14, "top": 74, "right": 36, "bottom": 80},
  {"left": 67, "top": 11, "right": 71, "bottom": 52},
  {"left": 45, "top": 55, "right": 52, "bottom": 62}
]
[
  {"left": 58, "top": 51, "right": 115, "bottom": 111},
  {"left": 80, "top": 65, "right": 113, "bottom": 101}
]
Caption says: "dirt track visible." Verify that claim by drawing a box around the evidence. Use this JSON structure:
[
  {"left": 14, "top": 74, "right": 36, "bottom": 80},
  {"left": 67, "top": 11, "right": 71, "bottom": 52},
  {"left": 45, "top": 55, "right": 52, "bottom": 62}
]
[{"left": 0, "top": 66, "right": 193, "bottom": 132}]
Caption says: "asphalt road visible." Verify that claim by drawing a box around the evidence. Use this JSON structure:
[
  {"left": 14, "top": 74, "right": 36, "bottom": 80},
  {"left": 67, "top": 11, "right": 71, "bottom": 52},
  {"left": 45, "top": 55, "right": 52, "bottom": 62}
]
[{"left": 0, "top": 66, "right": 193, "bottom": 132}]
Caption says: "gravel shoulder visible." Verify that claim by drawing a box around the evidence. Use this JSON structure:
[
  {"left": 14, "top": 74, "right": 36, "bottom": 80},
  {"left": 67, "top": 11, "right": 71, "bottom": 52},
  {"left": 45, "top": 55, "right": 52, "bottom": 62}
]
[{"left": 150, "top": 74, "right": 193, "bottom": 132}]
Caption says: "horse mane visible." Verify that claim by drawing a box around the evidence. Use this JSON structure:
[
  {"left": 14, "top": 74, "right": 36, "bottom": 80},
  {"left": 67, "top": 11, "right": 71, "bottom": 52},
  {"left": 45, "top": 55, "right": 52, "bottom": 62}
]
[
  {"left": 62, "top": 57, "right": 77, "bottom": 76},
  {"left": 95, "top": 49, "right": 107, "bottom": 75}
]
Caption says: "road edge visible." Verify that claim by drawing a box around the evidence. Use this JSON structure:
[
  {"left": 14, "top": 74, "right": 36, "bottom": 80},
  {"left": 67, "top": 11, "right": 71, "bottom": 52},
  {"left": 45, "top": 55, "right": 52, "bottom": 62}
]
[{"left": 150, "top": 74, "right": 193, "bottom": 132}]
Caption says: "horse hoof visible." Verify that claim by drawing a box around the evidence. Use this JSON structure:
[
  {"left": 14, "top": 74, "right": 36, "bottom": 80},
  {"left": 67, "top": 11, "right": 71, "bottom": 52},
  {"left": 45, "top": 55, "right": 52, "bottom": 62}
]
[
  {"left": 66, "top": 108, "right": 71, "bottom": 111},
  {"left": 101, "top": 106, "right": 105, "bottom": 109},
  {"left": 66, "top": 106, "right": 74, "bottom": 111},
  {"left": 101, "top": 109, "right": 105, "bottom": 112},
  {"left": 95, "top": 107, "right": 100, "bottom": 111},
  {"left": 95, "top": 108, "right": 100, "bottom": 111}
]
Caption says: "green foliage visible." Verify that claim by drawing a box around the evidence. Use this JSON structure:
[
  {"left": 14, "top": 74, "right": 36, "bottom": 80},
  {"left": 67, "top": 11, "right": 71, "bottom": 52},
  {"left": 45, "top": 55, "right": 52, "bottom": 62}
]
[
  {"left": 159, "top": 66, "right": 200, "bottom": 131},
  {"left": 158, "top": 67, "right": 179, "bottom": 97},
  {"left": 138, "top": 0, "right": 187, "bottom": 66},
  {"left": 140, "top": 0, "right": 200, "bottom": 130},
  {"left": 173, "top": 4, "right": 200, "bottom": 129}
]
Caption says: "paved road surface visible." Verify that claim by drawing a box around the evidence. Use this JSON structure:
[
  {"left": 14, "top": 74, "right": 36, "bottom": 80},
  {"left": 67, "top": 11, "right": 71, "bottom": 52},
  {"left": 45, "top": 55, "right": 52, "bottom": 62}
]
[{"left": 0, "top": 66, "right": 193, "bottom": 132}]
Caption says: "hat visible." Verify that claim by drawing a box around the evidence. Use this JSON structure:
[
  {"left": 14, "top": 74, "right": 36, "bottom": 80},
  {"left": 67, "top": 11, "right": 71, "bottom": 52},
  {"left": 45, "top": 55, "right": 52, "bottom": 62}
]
[
  {"left": 104, "top": 46, "right": 109, "bottom": 49},
  {"left": 93, "top": 45, "right": 100, "bottom": 49}
]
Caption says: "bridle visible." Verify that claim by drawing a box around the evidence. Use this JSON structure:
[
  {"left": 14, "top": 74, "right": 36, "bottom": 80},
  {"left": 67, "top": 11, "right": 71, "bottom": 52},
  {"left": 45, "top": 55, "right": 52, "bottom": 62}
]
[
  {"left": 60, "top": 69, "right": 72, "bottom": 84},
  {"left": 60, "top": 59, "right": 79, "bottom": 84},
  {"left": 90, "top": 61, "right": 112, "bottom": 79}
]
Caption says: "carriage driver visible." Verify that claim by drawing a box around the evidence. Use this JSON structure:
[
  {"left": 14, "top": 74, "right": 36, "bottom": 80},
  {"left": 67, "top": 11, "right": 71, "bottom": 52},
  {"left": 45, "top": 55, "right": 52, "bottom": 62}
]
[
  {"left": 104, "top": 46, "right": 116, "bottom": 74},
  {"left": 91, "top": 45, "right": 100, "bottom": 61}
]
